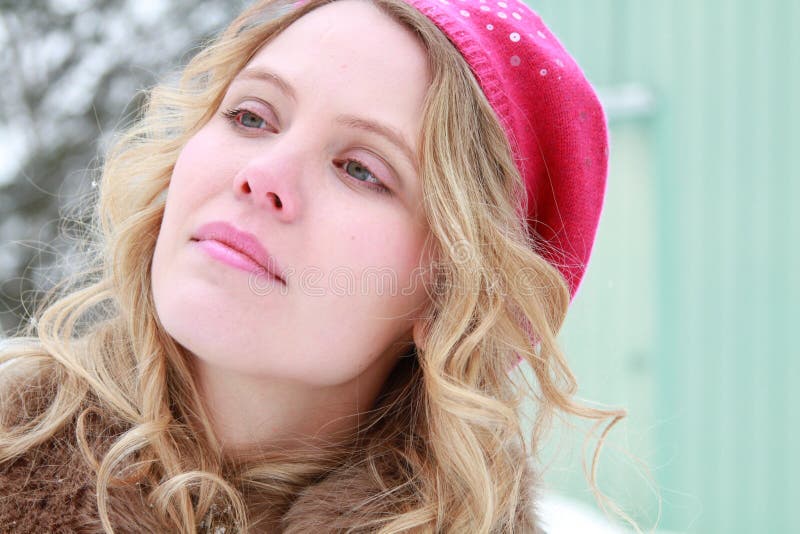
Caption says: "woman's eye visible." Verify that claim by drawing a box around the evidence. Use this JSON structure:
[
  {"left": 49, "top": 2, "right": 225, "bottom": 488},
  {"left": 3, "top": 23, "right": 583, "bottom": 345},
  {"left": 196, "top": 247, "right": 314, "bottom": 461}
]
[
  {"left": 222, "top": 107, "right": 273, "bottom": 130},
  {"left": 344, "top": 160, "right": 375, "bottom": 183},
  {"left": 239, "top": 110, "right": 266, "bottom": 128},
  {"left": 338, "top": 159, "right": 391, "bottom": 195}
]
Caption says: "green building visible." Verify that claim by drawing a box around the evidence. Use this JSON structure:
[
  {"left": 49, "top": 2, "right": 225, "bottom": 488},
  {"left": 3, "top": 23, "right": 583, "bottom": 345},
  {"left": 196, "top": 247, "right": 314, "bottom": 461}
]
[{"left": 525, "top": 1, "right": 799, "bottom": 532}]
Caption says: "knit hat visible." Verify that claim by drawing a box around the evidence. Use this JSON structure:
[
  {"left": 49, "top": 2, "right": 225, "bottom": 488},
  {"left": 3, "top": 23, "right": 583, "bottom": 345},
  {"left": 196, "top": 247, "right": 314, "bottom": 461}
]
[{"left": 402, "top": 0, "right": 609, "bottom": 303}]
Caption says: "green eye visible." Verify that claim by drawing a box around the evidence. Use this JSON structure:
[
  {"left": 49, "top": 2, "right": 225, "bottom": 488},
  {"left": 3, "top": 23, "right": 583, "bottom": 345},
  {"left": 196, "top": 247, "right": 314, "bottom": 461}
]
[
  {"left": 344, "top": 160, "right": 376, "bottom": 183},
  {"left": 239, "top": 111, "right": 266, "bottom": 129},
  {"left": 336, "top": 158, "right": 391, "bottom": 195},
  {"left": 221, "top": 107, "right": 273, "bottom": 131}
]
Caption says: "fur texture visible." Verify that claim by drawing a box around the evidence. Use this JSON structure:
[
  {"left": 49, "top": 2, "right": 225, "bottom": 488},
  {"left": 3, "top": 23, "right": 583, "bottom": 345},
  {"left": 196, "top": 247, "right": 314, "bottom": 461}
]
[{"left": 0, "top": 417, "right": 545, "bottom": 533}]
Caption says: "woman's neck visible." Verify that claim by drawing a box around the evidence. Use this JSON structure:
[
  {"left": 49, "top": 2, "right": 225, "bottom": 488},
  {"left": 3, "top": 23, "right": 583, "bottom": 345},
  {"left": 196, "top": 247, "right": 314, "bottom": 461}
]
[{"left": 190, "top": 356, "right": 390, "bottom": 454}]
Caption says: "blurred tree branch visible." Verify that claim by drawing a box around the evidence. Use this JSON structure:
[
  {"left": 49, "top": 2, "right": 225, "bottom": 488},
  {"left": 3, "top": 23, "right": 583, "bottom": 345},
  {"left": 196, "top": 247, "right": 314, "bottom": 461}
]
[{"left": 0, "top": 0, "right": 238, "bottom": 335}]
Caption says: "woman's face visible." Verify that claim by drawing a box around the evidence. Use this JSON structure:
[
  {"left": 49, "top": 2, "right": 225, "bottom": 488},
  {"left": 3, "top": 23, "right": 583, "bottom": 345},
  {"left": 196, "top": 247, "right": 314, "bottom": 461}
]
[{"left": 151, "top": 0, "right": 432, "bottom": 389}]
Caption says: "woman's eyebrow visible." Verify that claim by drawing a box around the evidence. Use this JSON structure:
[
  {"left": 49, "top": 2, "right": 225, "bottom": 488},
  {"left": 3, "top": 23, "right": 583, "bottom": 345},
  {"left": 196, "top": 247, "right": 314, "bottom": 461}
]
[
  {"left": 334, "top": 114, "right": 418, "bottom": 172},
  {"left": 234, "top": 67, "right": 419, "bottom": 171},
  {"left": 237, "top": 67, "right": 298, "bottom": 102}
]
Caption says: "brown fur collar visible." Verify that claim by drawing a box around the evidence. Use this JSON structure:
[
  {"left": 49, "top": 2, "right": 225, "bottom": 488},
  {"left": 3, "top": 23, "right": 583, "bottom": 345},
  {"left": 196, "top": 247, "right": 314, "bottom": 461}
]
[
  {"left": 0, "top": 422, "right": 165, "bottom": 533},
  {"left": 0, "top": 418, "right": 543, "bottom": 533}
]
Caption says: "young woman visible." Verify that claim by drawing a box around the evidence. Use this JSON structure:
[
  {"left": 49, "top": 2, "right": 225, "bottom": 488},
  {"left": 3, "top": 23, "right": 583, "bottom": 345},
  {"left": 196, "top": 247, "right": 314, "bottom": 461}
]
[{"left": 0, "top": 0, "right": 623, "bottom": 531}]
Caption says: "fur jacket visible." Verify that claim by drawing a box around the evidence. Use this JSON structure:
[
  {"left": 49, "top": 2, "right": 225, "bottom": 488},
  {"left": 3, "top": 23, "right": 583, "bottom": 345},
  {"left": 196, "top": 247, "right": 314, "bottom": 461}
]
[
  {"left": 0, "top": 421, "right": 169, "bottom": 533},
  {"left": 0, "top": 403, "right": 543, "bottom": 533}
]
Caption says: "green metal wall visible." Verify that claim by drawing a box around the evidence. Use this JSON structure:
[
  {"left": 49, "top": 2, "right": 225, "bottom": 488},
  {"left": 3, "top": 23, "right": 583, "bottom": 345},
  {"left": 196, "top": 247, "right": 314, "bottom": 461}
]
[{"left": 523, "top": 1, "right": 799, "bottom": 532}]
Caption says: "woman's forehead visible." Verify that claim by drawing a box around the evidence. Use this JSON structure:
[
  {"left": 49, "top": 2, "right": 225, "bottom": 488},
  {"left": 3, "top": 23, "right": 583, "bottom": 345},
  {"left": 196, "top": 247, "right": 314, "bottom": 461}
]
[{"left": 245, "top": 0, "right": 431, "bottom": 92}]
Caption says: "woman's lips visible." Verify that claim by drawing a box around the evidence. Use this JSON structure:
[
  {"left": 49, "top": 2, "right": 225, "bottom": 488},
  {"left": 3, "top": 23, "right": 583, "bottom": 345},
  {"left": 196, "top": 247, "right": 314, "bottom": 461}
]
[
  {"left": 191, "top": 221, "right": 286, "bottom": 284},
  {"left": 193, "top": 239, "right": 271, "bottom": 277}
]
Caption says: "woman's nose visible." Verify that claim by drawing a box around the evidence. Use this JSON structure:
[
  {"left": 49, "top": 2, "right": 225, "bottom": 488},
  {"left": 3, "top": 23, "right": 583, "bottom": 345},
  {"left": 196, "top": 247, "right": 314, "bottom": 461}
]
[{"left": 232, "top": 155, "right": 300, "bottom": 222}]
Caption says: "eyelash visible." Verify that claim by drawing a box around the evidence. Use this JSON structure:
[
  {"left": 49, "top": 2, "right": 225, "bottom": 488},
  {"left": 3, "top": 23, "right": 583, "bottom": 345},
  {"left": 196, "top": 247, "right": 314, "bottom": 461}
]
[{"left": 221, "top": 107, "right": 392, "bottom": 196}]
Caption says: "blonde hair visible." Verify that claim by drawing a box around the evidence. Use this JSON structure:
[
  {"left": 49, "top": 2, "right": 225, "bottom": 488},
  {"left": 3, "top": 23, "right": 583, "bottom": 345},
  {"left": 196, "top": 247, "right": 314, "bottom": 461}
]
[{"left": 0, "top": 0, "right": 626, "bottom": 531}]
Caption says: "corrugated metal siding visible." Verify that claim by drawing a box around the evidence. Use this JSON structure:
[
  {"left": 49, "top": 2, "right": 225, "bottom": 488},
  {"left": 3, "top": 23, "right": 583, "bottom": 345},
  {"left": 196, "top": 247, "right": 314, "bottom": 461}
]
[{"left": 523, "top": 1, "right": 800, "bottom": 532}]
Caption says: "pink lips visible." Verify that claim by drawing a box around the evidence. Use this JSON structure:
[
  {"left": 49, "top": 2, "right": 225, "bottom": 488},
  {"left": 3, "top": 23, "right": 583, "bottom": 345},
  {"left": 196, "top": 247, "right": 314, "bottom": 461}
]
[{"left": 191, "top": 221, "right": 285, "bottom": 284}]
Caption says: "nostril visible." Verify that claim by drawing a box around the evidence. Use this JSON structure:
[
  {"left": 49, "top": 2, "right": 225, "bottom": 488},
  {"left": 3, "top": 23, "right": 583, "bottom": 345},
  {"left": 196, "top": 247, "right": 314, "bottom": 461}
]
[
  {"left": 238, "top": 179, "right": 283, "bottom": 209},
  {"left": 268, "top": 192, "right": 283, "bottom": 209}
]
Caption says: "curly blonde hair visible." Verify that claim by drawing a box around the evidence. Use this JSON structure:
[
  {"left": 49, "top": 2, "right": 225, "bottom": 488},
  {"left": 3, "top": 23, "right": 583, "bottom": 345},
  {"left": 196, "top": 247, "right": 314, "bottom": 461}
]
[{"left": 0, "top": 0, "right": 625, "bottom": 531}]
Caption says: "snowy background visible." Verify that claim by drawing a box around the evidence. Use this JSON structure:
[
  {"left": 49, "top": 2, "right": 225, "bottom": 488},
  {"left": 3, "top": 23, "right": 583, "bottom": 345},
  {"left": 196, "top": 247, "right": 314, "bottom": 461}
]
[{"left": 0, "top": 0, "right": 240, "bottom": 334}]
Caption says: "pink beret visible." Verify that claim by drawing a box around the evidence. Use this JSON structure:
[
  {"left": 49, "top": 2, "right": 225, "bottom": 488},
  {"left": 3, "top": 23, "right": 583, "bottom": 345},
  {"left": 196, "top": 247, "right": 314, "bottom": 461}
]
[{"left": 403, "top": 0, "right": 609, "bottom": 303}]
